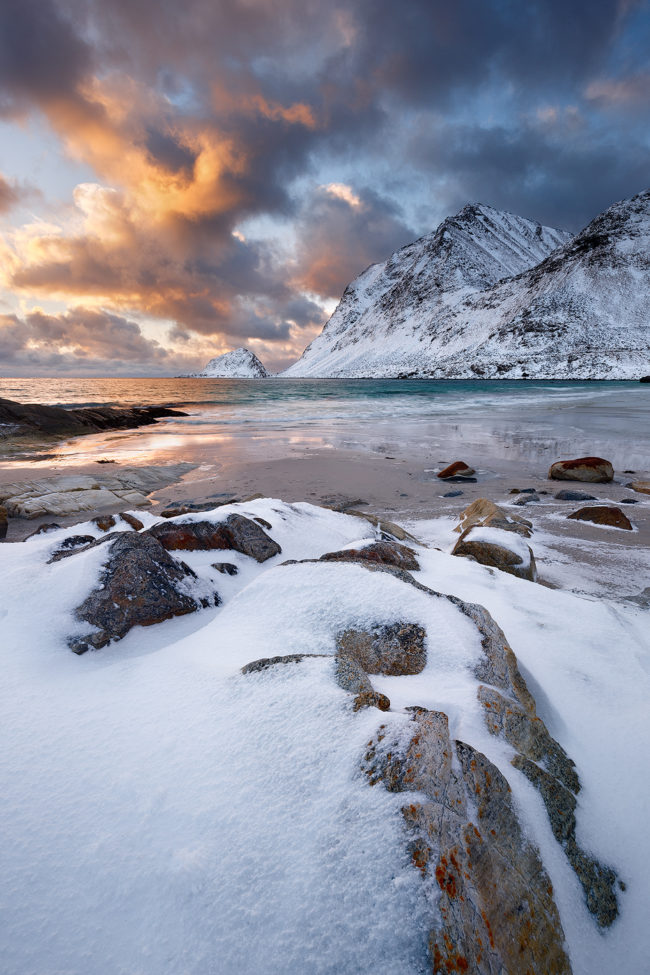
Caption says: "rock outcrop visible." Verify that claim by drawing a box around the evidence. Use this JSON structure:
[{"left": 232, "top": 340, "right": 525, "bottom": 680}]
[
  {"left": 363, "top": 709, "right": 573, "bottom": 974},
  {"left": 146, "top": 514, "right": 281, "bottom": 562},
  {"left": 567, "top": 505, "right": 633, "bottom": 530},
  {"left": 68, "top": 533, "right": 218, "bottom": 653},
  {"left": 0, "top": 397, "right": 186, "bottom": 440},
  {"left": 548, "top": 457, "right": 614, "bottom": 483},
  {"left": 336, "top": 622, "right": 427, "bottom": 676}
]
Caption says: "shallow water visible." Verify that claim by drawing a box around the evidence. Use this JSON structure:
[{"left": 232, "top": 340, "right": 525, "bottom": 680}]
[{"left": 1, "top": 378, "right": 648, "bottom": 470}]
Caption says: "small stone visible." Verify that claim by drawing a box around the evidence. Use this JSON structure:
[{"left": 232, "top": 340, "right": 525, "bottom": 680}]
[
  {"left": 620, "top": 498, "right": 639, "bottom": 504},
  {"left": 567, "top": 506, "right": 633, "bottom": 530},
  {"left": 92, "top": 514, "right": 116, "bottom": 532},
  {"left": 438, "top": 474, "right": 477, "bottom": 483},
  {"left": 554, "top": 490, "right": 597, "bottom": 501},
  {"left": 241, "top": 653, "right": 326, "bottom": 674},
  {"left": 25, "top": 522, "right": 62, "bottom": 539},
  {"left": 513, "top": 492, "right": 540, "bottom": 505},
  {"left": 437, "top": 461, "right": 475, "bottom": 479},
  {"left": 548, "top": 457, "right": 614, "bottom": 483},
  {"left": 442, "top": 490, "right": 463, "bottom": 498},
  {"left": 212, "top": 562, "right": 239, "bottom": 575},
  {"left": 353, "top": 690, "right": 391, "bottom": 712},
  {"left": 118, "top": 512, "right": 144, "bottom": 531}
]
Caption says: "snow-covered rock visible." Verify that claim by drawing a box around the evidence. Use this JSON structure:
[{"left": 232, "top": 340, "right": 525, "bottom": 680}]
[
  {"left": 283, "top": 191, "right": 650, "bottom": 379},
  {"left": 189, "top": 347, "right": 269, "bottom": 378}
]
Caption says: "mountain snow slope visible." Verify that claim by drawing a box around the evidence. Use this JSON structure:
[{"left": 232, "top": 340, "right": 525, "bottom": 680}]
[
  {"left": 283, "top": 192, "right": 650, "bottom": 379},
  {"left": 188, "top": 347, "right": 269, "bottom": 378}
]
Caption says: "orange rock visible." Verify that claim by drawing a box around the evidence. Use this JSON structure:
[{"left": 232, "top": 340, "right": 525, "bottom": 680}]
[{"left": 438, "top": 461, "right": 475, "bottom": 479}]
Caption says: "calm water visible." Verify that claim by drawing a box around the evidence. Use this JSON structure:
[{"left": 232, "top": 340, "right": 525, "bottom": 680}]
[{"left": 1, "top": 378, "right": 648, "bottom": 470}]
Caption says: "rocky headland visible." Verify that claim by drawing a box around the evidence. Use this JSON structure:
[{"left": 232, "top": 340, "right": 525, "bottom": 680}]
[{"left": 0, "top": 396, "right": 187, "bottom": 440}]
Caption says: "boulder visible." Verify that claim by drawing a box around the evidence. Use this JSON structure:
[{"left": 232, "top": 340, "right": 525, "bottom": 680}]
[
  {"left": 336, "top": 622, "right": 426, "bottom": 676},
  {"left": 320, "top": 540, "right": 419, "bottom": 571},
  {"left": 452, "top": 527, "right": 537, "bottom": 581},
  {"left": 147, "top": 514, "right": 281, "bottom": 562},
  {"left": 554, "top": 489, "right": 597, "bottom": 501},
  {"left": 454, "top": 498, "right": 533, "bottom": 538},
  {"left": 567, "top": 505, "right": 633, "bottom": 530},
  {"left": 0, "top": 505, "right": 7, "bottom": 540},
  {"left": 548, "top": 457, "right": 614, "bottom": 482},
  {"left": 363, "top": 709, "right": 572, "bottom": 974},
  {"left": 69, "top": 532, "right": 217, "bottom": 653},
  {"left": 437, "top": 461, "right": 475, "bottom": 479},
  {"left": 626, "top": 479, "right": 650, "bottom": 495}
]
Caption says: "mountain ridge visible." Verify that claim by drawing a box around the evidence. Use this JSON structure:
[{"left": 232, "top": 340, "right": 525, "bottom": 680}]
[{"left": 283, "top": 191, "right": 650, "bottom": 379}]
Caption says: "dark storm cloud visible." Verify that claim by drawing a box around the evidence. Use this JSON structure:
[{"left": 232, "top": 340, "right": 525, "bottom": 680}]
[{"left": 0, "top": 0, "right": 91, "bottom": 113}]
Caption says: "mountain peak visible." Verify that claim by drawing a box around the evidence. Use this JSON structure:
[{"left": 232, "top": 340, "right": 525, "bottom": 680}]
[{"left": 188, "top": 347, "right": 269, "bottom": 378}]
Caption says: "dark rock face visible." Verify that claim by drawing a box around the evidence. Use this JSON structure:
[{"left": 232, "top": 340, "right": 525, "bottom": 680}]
[
  {"left": 0, "top": 505, "right": 7, "bottom": 540},
  {"left": 69, "top": 533, "right": 217, "bottom": 653},
  {"left": 320, "top": 540, "right": 420, "bottom": 571},
  {"left": 48, "top": 535, "right": 97, "bottom": 563},
  {"left": 0, "top": 396, "right": 187, "bottom": 439},
  {"left": 554, "top": 490, "right": 597, "bottom": 501},
  {"left": 147, "top": 514, "right": 281, "bottom": 562},
  {"left": 241, "top": 653, "right": 326, "bottom": 674},
  {"left": 438, "top": 461, "right": 475, "bottom": 479},
  {"left": 337, "top": 622, "right": 426, "bottom": 676},
  {"left": 512, "top": 757, "right": 619, "bottom": 927},
  {"left": 567, "top": 505, "right": 633, "bottom": 530},
  {"left": 363, "top": 709, "right": 572, "bottom": 974},
  {"left": 452, "top": 530, "right": 537, "bottom": 581},
  {"left": 548, "top": 457, "right": 614, "bottom": 483}
]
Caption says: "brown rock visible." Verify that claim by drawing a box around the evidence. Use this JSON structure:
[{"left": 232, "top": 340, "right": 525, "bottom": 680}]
[
  {"left": 119, "top": 512, "right": 144, "bottom": 531},
  {"left": 548, "top": 457, "right": 614, "bottom": 482},
  {"left": 452, "top": 529, "right": 537, "bottom": 581},
  {"left": 92, "top": 514, "right": 117, "bottom": 532},
  {"left": 147, "top": 514, "right": 281, "bottom": 562},
  {"left": 626, "top": 479, "right": 650, "bottom": 495},
  {"left": 0, "top": 504, "right": 7, "bottom": 540},
  {"left": 320, "top": 540, "right": 419, "bottom": 571},
  {"left": 437, "top": 461, "right": 476, "bottom": 479},
  {"left": 336, "top": 622, "right": 427, "bottom": 676},
  {"left": 69, "top": 532, "right": 218, "bottom": 653},
  {"left": 567, "top": 505, "right": 632, "bottom": 530},
  {"left": 363, "top": 709, "right": 572, "bottom": 974},
  {"left": 454, "top": 498, "right": 533, "bottom": 537}
]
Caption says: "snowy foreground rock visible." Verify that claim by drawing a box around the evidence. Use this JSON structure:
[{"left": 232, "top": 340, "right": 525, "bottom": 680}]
[
  {"left": 187, "top": 347, "right": 269, "bottom": 378},
  {"left": 1, "top": 499, "right": 648, "bottom": 974},
  {"left": 283, "top": 190, "right": 650, "bottom": 379}
]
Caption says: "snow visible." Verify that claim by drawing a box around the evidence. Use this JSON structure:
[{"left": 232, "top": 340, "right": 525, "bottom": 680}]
[
  {"left": 283, "top": 191, "right": 650, "bottom": 379},
  {"left": 1, "top": 498, "right": 649, "bottom": 974},
  {"left": 186, "top": 347, "right": 269, "bottom": 378}
]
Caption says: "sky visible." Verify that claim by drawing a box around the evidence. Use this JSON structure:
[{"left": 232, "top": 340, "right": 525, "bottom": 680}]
[{"left": 0, "top": 0, "right": 648, "bottom": 377}]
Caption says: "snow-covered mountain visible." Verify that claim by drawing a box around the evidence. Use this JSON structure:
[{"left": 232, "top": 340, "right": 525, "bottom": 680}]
[
  {"left": 283, "top": 192, "right": 650, "bottom": 379},
  {"left": 189, "top": 348, "right": 269, "bottom": 378}
]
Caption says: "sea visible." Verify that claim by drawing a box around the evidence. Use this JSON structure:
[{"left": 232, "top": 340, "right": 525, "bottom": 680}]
[{"left": 1, "top": 378, "right": 649, "bottom": 471}]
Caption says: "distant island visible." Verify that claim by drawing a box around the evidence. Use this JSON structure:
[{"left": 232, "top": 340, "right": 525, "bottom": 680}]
[{"left": 185, "top": 348, "right": 269, "bottom": 378}]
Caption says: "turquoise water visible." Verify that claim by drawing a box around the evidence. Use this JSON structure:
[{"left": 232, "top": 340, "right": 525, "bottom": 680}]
[{"left": 1, "top": 378, "right": 648, "bottom": 470}]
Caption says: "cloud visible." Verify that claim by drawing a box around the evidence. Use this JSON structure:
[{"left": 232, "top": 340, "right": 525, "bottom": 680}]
[{"left": 292, "top": 184, "right": 415, "bottom": 298}]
